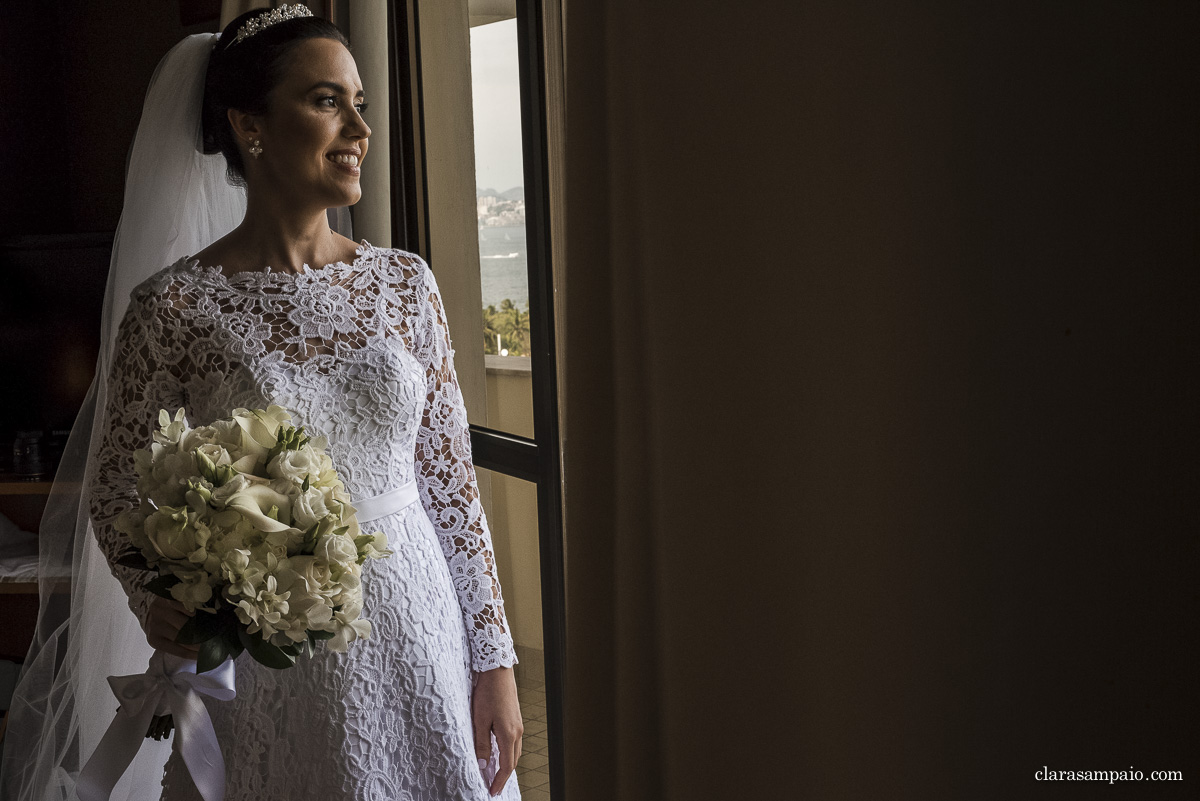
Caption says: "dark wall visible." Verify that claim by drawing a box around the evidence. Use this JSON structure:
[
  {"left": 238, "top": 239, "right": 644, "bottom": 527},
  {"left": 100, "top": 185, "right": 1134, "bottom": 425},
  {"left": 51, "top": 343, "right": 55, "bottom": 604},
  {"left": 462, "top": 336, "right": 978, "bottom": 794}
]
[
  {"left": 0, "top": 2, "right": 218, "bottom": 449},
  {"left": 563, "top": 1, "right": 1197, "bottom": 799},
  {"left": 0, "top": 1, "right": 211, "bottom": 236}
]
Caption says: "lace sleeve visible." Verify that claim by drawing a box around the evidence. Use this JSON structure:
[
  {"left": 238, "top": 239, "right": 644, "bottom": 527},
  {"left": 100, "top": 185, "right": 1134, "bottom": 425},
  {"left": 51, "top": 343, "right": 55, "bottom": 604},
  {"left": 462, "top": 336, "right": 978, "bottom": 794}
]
[
  {"left": 88, "top": 289, "right": 185, "bottom": 631},
  {"left": 412, "top": 260, "right": 519, "bottom": 673}
]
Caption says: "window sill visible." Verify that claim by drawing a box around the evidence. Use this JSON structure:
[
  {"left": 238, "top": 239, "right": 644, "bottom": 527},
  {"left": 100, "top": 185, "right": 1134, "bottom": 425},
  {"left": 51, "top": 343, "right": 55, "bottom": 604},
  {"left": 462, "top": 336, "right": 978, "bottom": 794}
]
[{"left": 485, "top": 354, "right": 532, "bottom": 377}]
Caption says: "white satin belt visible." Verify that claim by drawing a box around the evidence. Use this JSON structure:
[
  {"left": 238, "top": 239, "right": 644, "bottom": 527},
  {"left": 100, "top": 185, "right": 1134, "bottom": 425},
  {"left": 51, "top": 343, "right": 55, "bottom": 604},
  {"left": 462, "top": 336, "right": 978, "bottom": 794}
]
[
  {"left": 77, "top": 650, "right": 236, "bottom": 801},
  {"left": 353, "top": 479, "right": 419, "bottom": 523}
]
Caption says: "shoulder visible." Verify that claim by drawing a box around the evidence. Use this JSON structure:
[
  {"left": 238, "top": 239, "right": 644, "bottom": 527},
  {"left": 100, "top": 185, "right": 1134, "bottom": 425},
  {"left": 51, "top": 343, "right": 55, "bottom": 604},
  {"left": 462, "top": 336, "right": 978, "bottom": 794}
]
[
  {"left": 362, "top": 241, "right": 430, "bottom": 282},
  {"left": 125, "top": 255, "right": 199, "bottom": 321},
  {"left": 362, "top": 241, "right": 443, "bottom": 305},
  {"left": 129, "top": 255, "right": 196, "bottom": 299}
]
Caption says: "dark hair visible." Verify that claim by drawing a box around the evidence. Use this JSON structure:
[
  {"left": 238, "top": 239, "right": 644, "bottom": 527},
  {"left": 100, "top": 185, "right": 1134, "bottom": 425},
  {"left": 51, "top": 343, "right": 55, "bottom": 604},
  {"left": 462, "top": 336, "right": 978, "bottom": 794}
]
[{"left": 202, "top": 10, "right": 350, "bottom": 186}]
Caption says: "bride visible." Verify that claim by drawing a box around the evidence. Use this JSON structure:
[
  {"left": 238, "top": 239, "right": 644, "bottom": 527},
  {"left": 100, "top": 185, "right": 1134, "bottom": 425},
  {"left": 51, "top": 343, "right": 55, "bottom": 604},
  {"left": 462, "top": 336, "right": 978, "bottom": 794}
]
[{"left": 2, "top": 7, "right": 523, "bottom": 800}]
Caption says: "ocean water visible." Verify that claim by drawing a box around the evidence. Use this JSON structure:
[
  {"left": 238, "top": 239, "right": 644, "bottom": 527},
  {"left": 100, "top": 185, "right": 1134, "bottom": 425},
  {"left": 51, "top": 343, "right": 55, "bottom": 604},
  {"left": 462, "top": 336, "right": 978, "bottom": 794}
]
[{"left": 477, "top": 225, "right": 528, "bottom": 311}]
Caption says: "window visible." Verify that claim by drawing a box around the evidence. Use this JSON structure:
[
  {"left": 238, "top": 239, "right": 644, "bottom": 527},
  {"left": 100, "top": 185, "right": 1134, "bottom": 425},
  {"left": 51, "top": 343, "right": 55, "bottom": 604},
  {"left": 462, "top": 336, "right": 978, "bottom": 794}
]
[{"left": 386, "top": 2, "right": 566, "bottom": 797}]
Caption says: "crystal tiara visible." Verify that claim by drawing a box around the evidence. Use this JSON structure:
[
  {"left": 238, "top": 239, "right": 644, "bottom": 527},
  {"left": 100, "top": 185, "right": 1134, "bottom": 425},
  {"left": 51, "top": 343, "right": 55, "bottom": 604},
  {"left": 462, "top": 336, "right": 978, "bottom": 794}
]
[{"left": 231, "top": 4, "right": 314, "bottom": 46}]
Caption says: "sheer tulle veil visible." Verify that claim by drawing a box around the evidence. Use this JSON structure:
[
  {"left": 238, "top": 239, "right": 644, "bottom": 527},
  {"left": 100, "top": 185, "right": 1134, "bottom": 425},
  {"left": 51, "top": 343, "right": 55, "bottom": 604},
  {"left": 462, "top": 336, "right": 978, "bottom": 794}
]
[{"left": 1, "top": 33, "right": 246, "bottom": 800}]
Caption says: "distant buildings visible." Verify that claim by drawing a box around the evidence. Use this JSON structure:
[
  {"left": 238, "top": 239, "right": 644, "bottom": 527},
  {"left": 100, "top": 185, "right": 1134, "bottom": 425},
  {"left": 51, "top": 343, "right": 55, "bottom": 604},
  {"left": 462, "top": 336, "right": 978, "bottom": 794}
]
[{"left": 477, "top": 187, "right": 525, "bottom": 227}]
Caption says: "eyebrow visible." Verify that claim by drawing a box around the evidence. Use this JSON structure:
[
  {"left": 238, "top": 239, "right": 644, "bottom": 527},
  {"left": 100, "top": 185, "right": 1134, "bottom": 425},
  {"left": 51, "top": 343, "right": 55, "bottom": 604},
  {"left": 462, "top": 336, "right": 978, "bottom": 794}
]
[{"left": 308, "top": 81, "right": 365, "bottom": 97}]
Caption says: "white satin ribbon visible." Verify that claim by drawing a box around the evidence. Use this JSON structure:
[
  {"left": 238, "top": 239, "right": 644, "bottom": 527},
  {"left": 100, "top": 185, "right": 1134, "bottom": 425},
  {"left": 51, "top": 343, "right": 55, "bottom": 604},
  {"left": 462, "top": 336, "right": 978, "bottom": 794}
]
[
  {"left": 77, "top": 650, "right": 236, "bottom": 801},
  {"left": 354, "top": 479, "right": 419, "bottom": 523}
]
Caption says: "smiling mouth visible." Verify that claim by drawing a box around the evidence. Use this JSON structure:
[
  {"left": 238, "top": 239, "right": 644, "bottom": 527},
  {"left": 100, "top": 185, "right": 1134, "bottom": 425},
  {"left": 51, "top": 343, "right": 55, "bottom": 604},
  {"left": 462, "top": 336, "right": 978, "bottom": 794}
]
[{"left": 327, "top": 154, "right": 360, "bottom": 166}]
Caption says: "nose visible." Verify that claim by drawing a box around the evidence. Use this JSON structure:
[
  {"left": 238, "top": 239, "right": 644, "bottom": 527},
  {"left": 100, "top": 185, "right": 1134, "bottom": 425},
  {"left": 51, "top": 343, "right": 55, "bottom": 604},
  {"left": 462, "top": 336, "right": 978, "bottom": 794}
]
[{"left": 346, "top": 108, "right": 371, "bottom": 141}]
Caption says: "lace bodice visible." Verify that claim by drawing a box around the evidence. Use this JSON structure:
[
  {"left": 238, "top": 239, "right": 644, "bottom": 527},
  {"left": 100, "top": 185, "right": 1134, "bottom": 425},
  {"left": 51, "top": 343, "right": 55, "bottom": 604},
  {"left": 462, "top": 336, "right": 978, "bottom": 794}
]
[{"left": 89, "top": 241, "right": 518, "bottom": 673}]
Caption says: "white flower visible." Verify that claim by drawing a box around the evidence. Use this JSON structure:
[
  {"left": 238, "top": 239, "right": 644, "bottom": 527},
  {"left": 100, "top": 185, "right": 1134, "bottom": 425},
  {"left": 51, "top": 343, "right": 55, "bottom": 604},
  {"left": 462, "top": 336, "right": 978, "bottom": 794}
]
[
  {"left": 283, "top": 555, "right": 334, "bottom": 597},
  {"left": 267, "top": 446, "right": 324, "bottom": 484},
  {"left": 153, "top": 408, "right": 189, "bottom": 446},
  {"left": 114, "top": 507, "right": 152, "bottom": 553},
  {"left": 216, "top": 476, "right": 295, "bottom": 533},
  {"left": 168, "top": 568, "right": 214, "bottom": 613},
  {"left": 355, "top": 530, "right": 393, "bottom": 561},
  {"left": 326, "top": 598, "right": 371, "bottom": 653},
  {"left": 315, "top": 532, "right": 358, "bottom": 567},
  {"left": 231, "top": 405, "right": 292, "bottom": 455},
  {"left": 221, "top": 548, "right": 265, "bottom": 597},
  {"left": 195, "top": 443, "right": 233, "bottom": 468},
  {"left": 138, "top": 449, "right": 196, "bottom": 509},
  {"left": 291, "top": 485, "right": 330, "bottom": 530},
  {"left": 308, "top": 451, "right": 344, "bottom": 490},
  {"left": 143, "top": 506, "right": 200, "bottom": 562},
  {"left": 179, "top": 425, "right": 222, "bottom": 453},
  {"left": 271, "top": 564, "right": 334, "bottom": 643},
  {"left": 234, "top": 574, "right": 290, "bottom": 638}
]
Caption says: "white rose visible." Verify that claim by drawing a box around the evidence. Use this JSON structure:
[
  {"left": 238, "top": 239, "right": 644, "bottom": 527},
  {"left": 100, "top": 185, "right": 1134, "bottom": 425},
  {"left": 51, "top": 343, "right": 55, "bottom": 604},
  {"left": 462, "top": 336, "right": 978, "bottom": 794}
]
[
  {"left": 143, "top": 506, "right": 199, "bottom": 562},
  {"left": 179, "top": 425, "right": 221, "bottom": 453},
  {"left": 267, "top": 446, "right": 324, "bottom": 484},
  {"left": 292, "top": 486, "right": 330, "bottom": 531},
  {"left": 315, "top": 533, "right": 358, "bottom": 567},
  {"left": 195, "top": 443, "right": 233, "bottom": 467},
  {"left": 285, "top": 555, "right": 334, "bottom": 596},
  {"left": 138, "top": 449, "right": 195, "bottom": 510}
]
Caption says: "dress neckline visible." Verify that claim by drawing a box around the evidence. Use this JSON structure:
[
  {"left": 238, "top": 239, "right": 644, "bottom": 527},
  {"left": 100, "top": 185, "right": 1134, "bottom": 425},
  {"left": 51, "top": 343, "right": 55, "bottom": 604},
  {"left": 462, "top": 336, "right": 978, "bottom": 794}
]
[{"left": 183, "top": 239, "right": 377, "bottom": 283}]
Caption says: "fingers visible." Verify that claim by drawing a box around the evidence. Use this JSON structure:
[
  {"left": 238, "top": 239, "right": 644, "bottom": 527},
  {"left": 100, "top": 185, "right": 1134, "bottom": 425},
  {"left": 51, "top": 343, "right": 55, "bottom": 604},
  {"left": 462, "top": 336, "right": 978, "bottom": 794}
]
[
  {"left": 144, "top": 596, "right": 199, "bottom": 659},
  {"left": 156, "top": 606, "right": 192, "bottom": 631},
  {"left": 473, "top": 712, "right": 492, "bottom": 761},
  {"left": 488, "top": 725, "right": 523, "bottom": 797}
]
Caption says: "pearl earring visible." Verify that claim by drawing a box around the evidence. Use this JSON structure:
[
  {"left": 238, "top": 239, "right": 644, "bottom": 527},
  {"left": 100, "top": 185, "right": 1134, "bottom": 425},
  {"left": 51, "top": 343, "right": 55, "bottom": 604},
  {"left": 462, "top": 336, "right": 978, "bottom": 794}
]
[{"left": 249, "top": 139, "right": 263, "bottom": 159}]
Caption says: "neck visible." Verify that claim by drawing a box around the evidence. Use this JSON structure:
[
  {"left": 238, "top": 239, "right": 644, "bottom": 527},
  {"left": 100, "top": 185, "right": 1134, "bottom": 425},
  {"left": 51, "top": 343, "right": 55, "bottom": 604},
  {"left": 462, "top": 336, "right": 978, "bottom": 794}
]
[{"left": 227, "top": 191, "right": 345, "bottom": 274}]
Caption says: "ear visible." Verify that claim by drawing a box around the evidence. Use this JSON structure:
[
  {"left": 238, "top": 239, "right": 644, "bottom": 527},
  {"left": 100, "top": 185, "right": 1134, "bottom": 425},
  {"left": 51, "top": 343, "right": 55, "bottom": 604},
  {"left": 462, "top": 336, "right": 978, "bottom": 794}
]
[{"left": 227, "top": 108, "right": 264, "bottom": 151}]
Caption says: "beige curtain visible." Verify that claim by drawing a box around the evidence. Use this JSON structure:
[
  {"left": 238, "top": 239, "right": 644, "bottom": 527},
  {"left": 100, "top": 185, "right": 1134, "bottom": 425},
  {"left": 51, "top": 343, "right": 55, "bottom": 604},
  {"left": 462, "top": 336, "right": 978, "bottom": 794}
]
[{"left": 561, "top": 2, "right": 1196, "bottom": 800}]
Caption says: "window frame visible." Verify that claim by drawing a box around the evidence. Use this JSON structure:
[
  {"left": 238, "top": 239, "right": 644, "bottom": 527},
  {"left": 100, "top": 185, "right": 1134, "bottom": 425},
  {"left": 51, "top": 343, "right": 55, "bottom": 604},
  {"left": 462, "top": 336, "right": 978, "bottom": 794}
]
[{"left": 387, "top": 3, "right": 567, "bottom": 798}]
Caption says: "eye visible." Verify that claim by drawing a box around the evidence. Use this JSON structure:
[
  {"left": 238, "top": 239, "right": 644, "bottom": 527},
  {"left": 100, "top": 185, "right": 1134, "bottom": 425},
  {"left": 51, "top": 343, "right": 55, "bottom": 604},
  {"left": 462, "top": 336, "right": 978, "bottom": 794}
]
[
  {"left": 318, "top": 94, "right": 338, "bottom": 107},
  {"left": 355, "top": 101, "right": 370, "bottom": 115}
]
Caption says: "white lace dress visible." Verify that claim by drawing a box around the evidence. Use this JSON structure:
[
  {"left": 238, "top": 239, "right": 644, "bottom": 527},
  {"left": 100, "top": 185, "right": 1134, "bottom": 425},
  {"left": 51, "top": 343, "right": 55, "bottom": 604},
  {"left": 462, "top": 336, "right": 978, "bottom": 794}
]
[{"left": 89, "top": 241, "right": 521, "bottom": 800}]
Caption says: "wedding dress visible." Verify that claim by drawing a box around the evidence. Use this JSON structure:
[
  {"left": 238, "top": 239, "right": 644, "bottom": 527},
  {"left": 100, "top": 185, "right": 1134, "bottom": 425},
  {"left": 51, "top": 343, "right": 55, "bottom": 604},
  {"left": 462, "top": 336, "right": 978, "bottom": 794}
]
[{"left": 89, "top": 239, "right": 521, "bottom": 800}]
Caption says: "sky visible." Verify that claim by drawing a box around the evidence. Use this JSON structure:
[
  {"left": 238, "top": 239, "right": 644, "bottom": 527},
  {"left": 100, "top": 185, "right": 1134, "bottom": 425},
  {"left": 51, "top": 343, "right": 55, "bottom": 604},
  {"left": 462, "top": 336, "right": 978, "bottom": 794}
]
[{"left": 469, "top": 20, "right": 524, "bottom": 194}]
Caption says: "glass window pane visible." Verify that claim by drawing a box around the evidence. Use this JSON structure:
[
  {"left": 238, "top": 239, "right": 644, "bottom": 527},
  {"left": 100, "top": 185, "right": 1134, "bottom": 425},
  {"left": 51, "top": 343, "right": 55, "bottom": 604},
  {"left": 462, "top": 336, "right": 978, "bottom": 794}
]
[
  {"left": 476, "top": 466, "right": 551, "bottom": 792},
  {"left": 470, "top": 17, "right": 535, "bottom": 437}
]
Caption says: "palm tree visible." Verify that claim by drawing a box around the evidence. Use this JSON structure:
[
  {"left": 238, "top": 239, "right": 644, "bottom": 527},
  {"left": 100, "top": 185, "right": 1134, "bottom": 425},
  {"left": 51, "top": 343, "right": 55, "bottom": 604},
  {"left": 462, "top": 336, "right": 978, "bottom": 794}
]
[{"left": 482, "top": 304, "right": 501, "bottom": 354}]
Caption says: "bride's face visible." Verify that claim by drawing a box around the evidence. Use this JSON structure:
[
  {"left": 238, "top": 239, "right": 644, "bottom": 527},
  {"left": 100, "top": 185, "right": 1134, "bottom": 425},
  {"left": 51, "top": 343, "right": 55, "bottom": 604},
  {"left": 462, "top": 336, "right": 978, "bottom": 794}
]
[{"left": 250, "top": 37, "right": 371, "bottom": 209}]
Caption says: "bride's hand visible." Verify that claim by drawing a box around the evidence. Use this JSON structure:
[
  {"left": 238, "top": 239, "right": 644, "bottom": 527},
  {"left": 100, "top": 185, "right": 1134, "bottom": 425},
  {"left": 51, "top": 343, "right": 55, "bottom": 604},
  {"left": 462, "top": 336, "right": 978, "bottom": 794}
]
[
  {"left": 144, "top": 596, "right": 201, "bottom": 660},
  {"left": 472, "top": 666, "right": 523, "bottom": 796}
]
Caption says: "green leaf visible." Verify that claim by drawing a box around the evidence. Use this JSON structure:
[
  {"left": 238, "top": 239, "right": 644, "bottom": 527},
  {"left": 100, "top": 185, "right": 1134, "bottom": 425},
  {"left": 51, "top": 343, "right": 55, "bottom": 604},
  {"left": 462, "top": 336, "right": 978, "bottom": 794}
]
[
  {"left": 301, "top": 475, "right": 310, "bottom": 492},
  {"left": 237, "top": 628, "right": 296, "bottom": 670},
  {"left": 278, "top": 642, "right": 302, "bottom": 657},
  {"left": 144, "top": 573, "right": 182, "bottom": 599},
  {"left": 196, "top": 635, "right": 230, "bottom": 673},
  {"left": 307, "top": 628, "right": 335, "bottom": 641},
  {"left": 176, "top": 611, "right": 226, "bottom": 645},
  {"left": 221, "top": 626, "right": 245, "bottom": 661}
]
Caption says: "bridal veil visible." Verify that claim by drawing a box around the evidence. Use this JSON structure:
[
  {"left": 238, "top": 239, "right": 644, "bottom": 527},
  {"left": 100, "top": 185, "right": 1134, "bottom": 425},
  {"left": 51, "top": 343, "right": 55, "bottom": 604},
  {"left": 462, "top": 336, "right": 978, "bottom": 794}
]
[{"left": 1, "top": 33, "right": 246, "bottom": 800}]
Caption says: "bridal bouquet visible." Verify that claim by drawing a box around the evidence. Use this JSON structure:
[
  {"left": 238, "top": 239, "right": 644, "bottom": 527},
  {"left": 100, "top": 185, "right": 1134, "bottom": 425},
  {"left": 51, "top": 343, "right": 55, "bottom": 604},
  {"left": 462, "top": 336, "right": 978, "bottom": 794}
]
[{"left": 113, "top": 405, "right": 394, "bottom": 673}]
